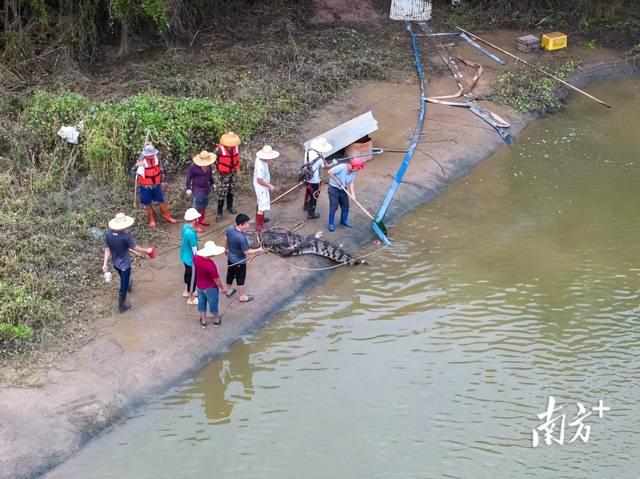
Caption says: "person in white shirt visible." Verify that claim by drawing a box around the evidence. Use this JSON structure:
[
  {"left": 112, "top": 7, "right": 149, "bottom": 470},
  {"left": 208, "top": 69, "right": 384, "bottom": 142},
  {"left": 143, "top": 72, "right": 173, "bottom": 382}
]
[
  {"left": 303, "top": 137, "right": 333, "bottom": 220},
  {"left": 253, "top": 145, "right": 279, "bottom": 232}
]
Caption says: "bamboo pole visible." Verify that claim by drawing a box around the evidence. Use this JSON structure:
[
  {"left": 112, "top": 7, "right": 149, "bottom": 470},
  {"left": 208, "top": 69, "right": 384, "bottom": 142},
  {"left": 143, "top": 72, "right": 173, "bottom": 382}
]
[
  {"left": 271, "top": 181, "right": 305, "bottom": 204},
  {"left": 455, "top": 27, "right": 612, "bottom": 109},
  {"left": 340, "top": 185, "right": 375, "bottom": 221}
]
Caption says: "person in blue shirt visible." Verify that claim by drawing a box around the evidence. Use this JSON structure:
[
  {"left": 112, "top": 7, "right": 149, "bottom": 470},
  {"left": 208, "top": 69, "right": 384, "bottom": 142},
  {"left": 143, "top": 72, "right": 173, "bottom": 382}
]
[
  {"left": 326, "top": 158, "right": 366, "bottom": 232},
  {"left": 103, "top": 213, "right": 153, "bottom": 313},
  {"left": 180, "top": 208, "right": 202, "bottom": 305}
]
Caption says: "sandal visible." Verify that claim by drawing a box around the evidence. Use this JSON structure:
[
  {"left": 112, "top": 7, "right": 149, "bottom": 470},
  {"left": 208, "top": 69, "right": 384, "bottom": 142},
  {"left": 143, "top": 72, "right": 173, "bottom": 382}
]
[
  {"left": 200, "top": 317, "right": 207, "bottom": 329},
  {"left": 239, "top": 294, "right": 254, "bottom": 303},
  {"left": 225, "top": 288, "right": 237, "bottom": 298}
]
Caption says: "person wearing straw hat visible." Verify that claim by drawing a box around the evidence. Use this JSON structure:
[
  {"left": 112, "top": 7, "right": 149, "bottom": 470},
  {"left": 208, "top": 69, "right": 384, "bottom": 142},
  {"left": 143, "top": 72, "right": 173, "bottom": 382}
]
[
  {"left": 193, "top": 241, "right": 232, "bottom": 328},
  {"left": 181, "top": 208, "right": 202, "bottom": 305},
  {"left": 214, "top": 132, "right": 242, "bottom": 222},
  {"left": 303, "top": 137, "right": 333, "bottom": 220},
  {"left": 326, "top": 158, "right": 366, "bottom": 232},
  {"left": 135, "top": 143, "right": 178, "bottom": 227},
  {"left": 102, "top": 213, "right": 153, "bottom": 313},
  {"left": 185, "top": 150, "right": 216, "bottom": 232},
  {"left": 253, "top": 145, "right": 279, "bottom": 232}
]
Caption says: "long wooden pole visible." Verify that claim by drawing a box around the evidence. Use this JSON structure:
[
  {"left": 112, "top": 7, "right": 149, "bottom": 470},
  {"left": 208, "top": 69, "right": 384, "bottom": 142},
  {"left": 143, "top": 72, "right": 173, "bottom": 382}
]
[
  {"left": 340, "top": 185, "right": 375, "bottom": 221},
  {"left": 271, "top": 181, "right": 305, "bottom": 204},
  {"left": 456, "top": 27, "right": 612, "bottom": 109}
]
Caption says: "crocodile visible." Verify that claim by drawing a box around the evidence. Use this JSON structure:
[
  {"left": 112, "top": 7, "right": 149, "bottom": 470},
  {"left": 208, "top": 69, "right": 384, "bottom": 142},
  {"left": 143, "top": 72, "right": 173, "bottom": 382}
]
[{"left": 245, "top": 230, "right": 363, "bottom": 265}]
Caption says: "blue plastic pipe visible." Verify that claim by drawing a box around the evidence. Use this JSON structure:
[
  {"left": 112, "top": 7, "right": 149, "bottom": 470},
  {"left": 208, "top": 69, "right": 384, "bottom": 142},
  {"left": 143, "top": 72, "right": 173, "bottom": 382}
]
[{"left": 372, "top": 23, "right": 427, "bottom": 246}]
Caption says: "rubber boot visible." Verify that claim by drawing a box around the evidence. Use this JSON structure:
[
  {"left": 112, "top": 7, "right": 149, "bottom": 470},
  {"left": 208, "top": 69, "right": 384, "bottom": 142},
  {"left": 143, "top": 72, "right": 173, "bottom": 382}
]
[
  {"left": 340, "top": 210, "right": 352, "bottom": 228},
  {"left": 303, "top": 186, "right": 311, "bottom": 212},
  {"left": 118, "top": 292, "right": 131, "bottom": 313},
  {"left": 327, "top": 210, "right": 336, "bottom": 232},
  {"left": 145, "top": 205, "right": 157, "bottom": 228},
  {"left": 198, "top": 207, "right": 210, "bottom": 226},
  {"left": 159, "top": 203, "right": 177, "bottom": 224},
  {"left": 307, "top": 196, "right": 319, "bottom": 219},
  {"left": 216, "top": 200, "right": 224, "bottom": 222},
  {"left": 255, "top": 213, "right": 268, "bottom": 232},
  {"left": 128, "top": 277, "right": 133, "bottom": 293},
  {"left": 194, "top": 222, "right": 205, "bottom": 233},
  {"left": 256, "top": 205, "right": 269, "bottom": 223},
  {"left": 227, "top": 193, "right": 237, "bottom": 214}
]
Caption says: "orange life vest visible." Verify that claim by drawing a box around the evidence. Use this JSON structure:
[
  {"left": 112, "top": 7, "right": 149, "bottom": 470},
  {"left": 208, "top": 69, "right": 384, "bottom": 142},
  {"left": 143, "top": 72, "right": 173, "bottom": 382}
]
[
  {"left": 216, "top": 144, "right": 240, "bottom": 174},
  {"left": 137, "top": 155, "right": 162, "bottom": 186}
]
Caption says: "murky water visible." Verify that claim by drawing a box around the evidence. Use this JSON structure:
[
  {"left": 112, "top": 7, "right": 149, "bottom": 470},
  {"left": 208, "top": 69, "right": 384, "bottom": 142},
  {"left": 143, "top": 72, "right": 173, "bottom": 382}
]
[{"left": 48, "top": 77, "right": 640, "bottom": 478}]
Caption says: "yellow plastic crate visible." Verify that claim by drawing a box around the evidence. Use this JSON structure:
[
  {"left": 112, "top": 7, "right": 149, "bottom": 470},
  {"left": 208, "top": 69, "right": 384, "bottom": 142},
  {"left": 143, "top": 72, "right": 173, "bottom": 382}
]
[{"left": 541, "top": 32, "right": 568, "bottom": 51}]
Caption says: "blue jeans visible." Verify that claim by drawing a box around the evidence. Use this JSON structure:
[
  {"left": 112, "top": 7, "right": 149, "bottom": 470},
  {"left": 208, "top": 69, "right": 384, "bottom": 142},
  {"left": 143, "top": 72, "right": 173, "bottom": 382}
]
[
  {"left": 328, "top": 185, "right": 349, "bottom": 224},
  {"left": 115, "top": 267, "right": 131, "bottom": 294},
  {"left": 194, "top": 194, "right": 210, "bottom": 210},
  {"left": 197, "top": 287, "right": 219, "bottom": 314}
]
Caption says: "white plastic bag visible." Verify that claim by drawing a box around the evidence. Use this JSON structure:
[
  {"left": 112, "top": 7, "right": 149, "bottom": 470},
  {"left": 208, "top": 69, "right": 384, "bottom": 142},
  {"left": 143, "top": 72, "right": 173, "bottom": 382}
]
[{"left": 57, "top": 122, "right": 84, "bottom": 144}]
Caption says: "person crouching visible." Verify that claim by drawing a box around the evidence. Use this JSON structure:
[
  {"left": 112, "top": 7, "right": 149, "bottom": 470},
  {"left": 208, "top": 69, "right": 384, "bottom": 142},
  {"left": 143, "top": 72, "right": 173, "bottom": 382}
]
[{"left": 193, "top": 241, "right": 231, "bottom": 328}]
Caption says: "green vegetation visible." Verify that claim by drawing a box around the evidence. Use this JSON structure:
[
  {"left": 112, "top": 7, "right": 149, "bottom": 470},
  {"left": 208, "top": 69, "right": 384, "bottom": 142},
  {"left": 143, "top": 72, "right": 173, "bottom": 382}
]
[
  {"left": 490, "top": 60, "right": 581, "bottom": 113},
  {"left": 433, "top": 0, "right": 639, "bottom": 49},
  {"left": 22, "top": 91, "right": 266, "bottom": 180}
]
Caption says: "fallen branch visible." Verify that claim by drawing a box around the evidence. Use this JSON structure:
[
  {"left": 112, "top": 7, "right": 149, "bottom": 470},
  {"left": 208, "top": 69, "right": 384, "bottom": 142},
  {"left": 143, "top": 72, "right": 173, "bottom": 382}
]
[{"left": 190, "top": 25, "right": 214, "bottom": 48}]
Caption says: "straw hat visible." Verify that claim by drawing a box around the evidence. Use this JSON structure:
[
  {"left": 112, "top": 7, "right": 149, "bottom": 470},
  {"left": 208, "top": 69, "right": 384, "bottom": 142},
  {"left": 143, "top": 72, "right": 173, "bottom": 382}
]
[
  {"left": 193, "top": 150, "right": 216, "bottom": 167},
  {"left": 310, "top": 137, "right": 332, "bottom": 154},
  {"left": 197, "top": 240, "right": 225, "bottom": 257},
  {"left": 142, "top": 144, "right": 158, "bottom": 156},
  {"left": 349, "top": 158, "right": 366, "bottom": 171},
  {"left": 108, "top": 212, "right": 135, "bottom": 231},
  {"left": 220, "top": 131, "right": 241, "bottom": 147},
  {"left": 184, "top": 208, "right": 202, "bottom": 221},
  {"left": 256, "top": 145, "right": 280, "bottom": 160}
]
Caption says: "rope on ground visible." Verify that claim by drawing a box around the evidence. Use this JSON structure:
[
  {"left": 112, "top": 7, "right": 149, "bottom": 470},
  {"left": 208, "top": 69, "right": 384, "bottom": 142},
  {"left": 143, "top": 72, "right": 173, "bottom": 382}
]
[
  {"left": 416, "top": 147, "right": 449, "bottom": 183},
  {"left": 186, "top": 294, "right": 239, "bottom": 318}
]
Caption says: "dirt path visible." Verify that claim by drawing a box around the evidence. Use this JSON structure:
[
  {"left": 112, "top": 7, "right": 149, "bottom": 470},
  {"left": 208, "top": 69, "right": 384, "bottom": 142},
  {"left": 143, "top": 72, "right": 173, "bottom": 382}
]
[{"left": 0, "top": 33, "right": 633, "bottom": 479}]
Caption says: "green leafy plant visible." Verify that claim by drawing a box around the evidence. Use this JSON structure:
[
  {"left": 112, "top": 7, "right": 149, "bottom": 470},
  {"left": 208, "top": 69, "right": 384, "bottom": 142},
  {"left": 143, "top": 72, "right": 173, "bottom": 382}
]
[
  {"left": 22, "top": 91, "right": 267, "bottom": 180},
  {"left": 0, "top": 323, "right": 33, "bottom": 341},
  {"left": 490, "top": 60, "right": 581, "bottom": 113}
]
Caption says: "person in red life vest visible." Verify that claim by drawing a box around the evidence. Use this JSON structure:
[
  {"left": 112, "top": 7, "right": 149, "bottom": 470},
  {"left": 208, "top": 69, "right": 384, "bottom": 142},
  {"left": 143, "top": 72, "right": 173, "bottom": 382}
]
[
  {"left": 185, "top": 150, "right": 216, "bottom": 233},
  {"left": 135, "top": 143, "right": 177, "bottom": 228},
  {"left": 214, "top": 132, "right": 242, "bottom": 222},
  {"left": 253, "top": 145, "right": 279, "bottom": 232}
]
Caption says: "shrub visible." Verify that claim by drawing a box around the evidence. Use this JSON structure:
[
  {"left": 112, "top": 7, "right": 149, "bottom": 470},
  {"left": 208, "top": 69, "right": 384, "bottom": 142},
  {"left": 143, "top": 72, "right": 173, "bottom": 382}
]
[
  {"left": 21, "top": 91, "right": 267, "bottom": 181},
  {"left": 490, "top": 60, "right": 581, "bottom": 113}
]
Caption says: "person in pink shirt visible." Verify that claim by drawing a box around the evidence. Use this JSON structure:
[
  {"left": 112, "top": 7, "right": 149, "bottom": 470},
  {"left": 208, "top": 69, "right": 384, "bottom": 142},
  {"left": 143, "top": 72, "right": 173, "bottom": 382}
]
[{"left": 193, "top": 241, "right": 231, "bottom": 328}]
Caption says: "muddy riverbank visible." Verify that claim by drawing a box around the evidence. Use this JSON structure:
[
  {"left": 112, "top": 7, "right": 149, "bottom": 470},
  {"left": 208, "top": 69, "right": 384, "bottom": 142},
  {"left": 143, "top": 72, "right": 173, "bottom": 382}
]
[{"left": 1, "top": 41, "right": 637, "bottom": 479}]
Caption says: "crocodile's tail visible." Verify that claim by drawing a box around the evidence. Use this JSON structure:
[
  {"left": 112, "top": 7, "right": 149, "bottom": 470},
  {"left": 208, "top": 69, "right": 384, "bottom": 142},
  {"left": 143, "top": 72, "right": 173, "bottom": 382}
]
[{"left": 297, "top": 237, "right": 363, "bottom": 265}]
